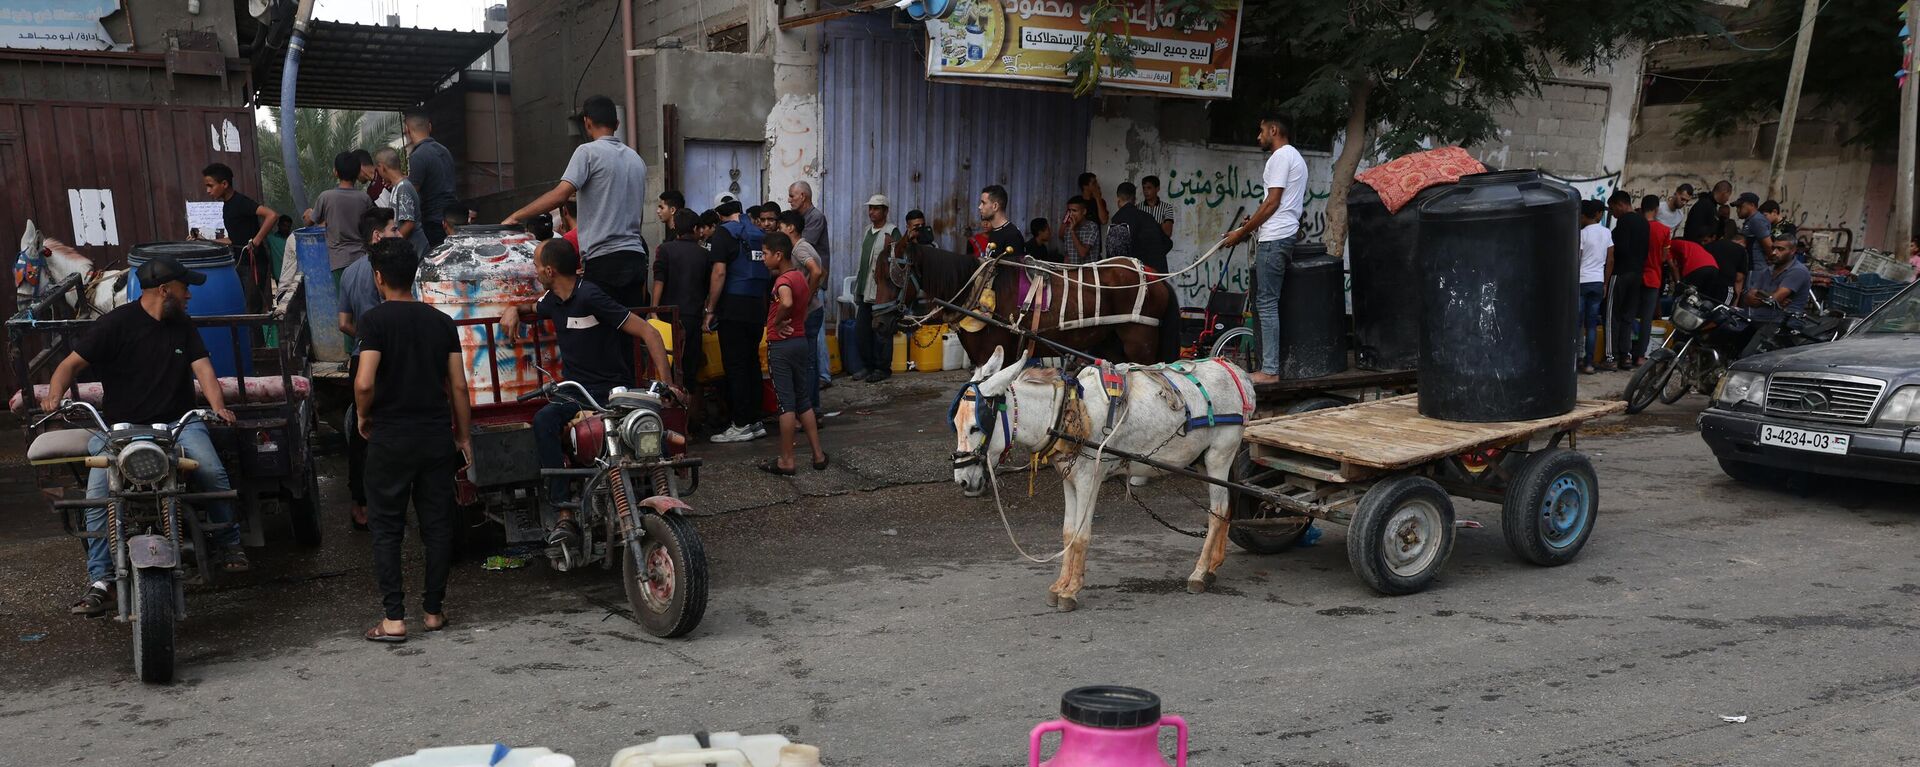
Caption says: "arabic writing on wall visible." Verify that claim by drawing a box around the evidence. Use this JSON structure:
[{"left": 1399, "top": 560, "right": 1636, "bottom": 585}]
[{"left": 1159, "top": 163, "right": 1332, "bottom": 306}]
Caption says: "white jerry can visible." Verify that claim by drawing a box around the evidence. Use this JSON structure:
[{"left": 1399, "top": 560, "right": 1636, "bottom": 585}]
[
  {"left": 942, "top": 330, "right": 967, "bottom": 371},
  {"left": 610, "top": 733, "right": 820, "bottom": 767},
  {"left": 372, "top": 745, "right": 573, "bottom": 767}
]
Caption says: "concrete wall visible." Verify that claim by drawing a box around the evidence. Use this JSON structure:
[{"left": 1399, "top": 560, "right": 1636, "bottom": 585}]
[
  {"left": 1622, "top": 103, "right": 1894, "bottom": 249},
  {"left": 1086, "top": 98, "right": 1335, "bottom": 307},
  {"left": 504, "top": 0, "right": 628, "bottom": 209},
  {"left": 1470, "top": 49, "right": 1644, "bottom": 183},
  {"left": 0, "top": 0, "right": 245, "bottom": 106}
]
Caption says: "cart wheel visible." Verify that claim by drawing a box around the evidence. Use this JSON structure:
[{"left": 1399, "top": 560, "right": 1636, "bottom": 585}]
[
  {"left": 287, "top": 470, "right": 322, "bottom": 548},
  {"left": 1208, "top": 326, "right": 1257, "bottom": 372},
  {"left": 1347, "top": 475, "right": 1456, "bottom": 595},
  {"left": 1226, "top": 446, "right": 1311, "bottom": 554},
  {"left": 1500, "top": 448, "right": 1598, "bottom": 566},
  {"left": 1284, "top": 396, "right": 1347, "bottom": 415}
]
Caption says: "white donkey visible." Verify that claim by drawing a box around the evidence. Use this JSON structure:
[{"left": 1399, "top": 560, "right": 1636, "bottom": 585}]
[
  {"left": 14, "top": 220, "right": 130, "bottom": 319},
  {"left": 951, "top": 347, "right": 1255, "bottom": 611}
]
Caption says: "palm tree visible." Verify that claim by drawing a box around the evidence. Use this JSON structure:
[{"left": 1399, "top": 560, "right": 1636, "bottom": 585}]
[{"left": 255, "top": 108, "right": 405, "bottom": 216}]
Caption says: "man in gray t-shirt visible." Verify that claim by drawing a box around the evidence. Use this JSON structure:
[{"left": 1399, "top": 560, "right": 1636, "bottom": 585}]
[
  {"left": 374, "top": 147, "right": 431, "bottom": 256},
  {"left": 1735, "top": 192, "right": 1772, "bottom": 271},
  {"left": 506, "top": 95, "right": 651, "bottom": 307},
  {"left": 308, "top": 152, "right": 375, "bottom": 272}
]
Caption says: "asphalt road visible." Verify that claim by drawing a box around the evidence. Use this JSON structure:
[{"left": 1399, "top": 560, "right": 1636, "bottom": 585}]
[{"left": 1, "top": 370, "right": 1916, "bottom": 766}]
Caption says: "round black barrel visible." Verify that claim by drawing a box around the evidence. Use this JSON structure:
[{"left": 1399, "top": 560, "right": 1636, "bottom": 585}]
[
  {"left": 1347, "top": 182, "right": 1451, "bottom": 371},
  {"left": 1273, "top": 242, "right": 1347, "bottom": 379},
  {"left": 1414, "top": 170, "right": 1579, "bottom": 422}
]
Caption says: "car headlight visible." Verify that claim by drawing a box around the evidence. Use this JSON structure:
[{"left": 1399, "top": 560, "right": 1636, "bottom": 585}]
[
  {"left": 117, "top": 441, "right": 173, "bottom": 486},
  {"left": 1876, "top": 386, "right": 1920, "bottom": 427},
  {"left": 1714, "top": 371, "right": 1767, "bottom": 408},
  {"left": 620, "top": 409, "right": 665, "bottom": 456}
]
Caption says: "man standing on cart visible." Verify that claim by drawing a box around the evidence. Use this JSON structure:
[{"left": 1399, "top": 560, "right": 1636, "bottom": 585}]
[
  {"left": 42, "top": 255, "right": 247, "bottom": 617},
  {"left": 498, "top": 238, "right": 679, "bottom": 547}
]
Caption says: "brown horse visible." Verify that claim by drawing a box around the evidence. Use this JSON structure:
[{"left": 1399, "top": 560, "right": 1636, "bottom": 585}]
[{"left": 898, "top": 244, "right": 1174, "bottom": 367}]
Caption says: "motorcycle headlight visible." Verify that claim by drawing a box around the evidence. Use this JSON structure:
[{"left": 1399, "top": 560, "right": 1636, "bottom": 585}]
[
  {"left": 1876, "top": 386, "right": 1920, "bottom": 428},
  {"left": 1672, "top": 306, "right": 1705, "bottom": 332},
  {"left": 117, "top": 440, "right": 173, "bottom": 486},
  {"left": 620, "top": 408, "right": 665, "bottom": 457},
  {"left": 1713, "top": 371, "right": 1767, "bottom": 408}
]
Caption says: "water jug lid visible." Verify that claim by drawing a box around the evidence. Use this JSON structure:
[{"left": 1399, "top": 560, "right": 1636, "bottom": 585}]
[{"left": 1060, "top": 686, "right": 1161, "bottom": 729}]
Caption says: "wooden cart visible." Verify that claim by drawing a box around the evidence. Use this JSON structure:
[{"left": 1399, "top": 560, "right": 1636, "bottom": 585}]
[{"left": 1228, "top": 395, "right": 1626, "bottom": 595}]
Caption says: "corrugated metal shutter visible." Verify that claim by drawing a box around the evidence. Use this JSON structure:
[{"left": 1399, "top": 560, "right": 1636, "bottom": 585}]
[{"left": 822, "top": 15, "right": 1089, "bottom": 314}]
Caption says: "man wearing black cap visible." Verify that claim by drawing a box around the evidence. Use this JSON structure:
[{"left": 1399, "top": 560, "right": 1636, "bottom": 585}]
[{"left": 42, "top": 255, "right": 247, "bottom": 617}]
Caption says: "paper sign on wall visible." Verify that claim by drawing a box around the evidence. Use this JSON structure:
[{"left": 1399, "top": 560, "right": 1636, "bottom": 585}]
[
  {"left": 186, "top": 201, "right": 225, "bottom": 240},
  {"left": 67, "top": 189, "right": 118, "bottom": 246},
  {"left": 210, "top": 119, "right": 242, "bottom": 153}
]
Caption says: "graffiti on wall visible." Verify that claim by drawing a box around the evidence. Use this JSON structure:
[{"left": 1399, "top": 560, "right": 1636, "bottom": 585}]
[
  {"left": 1156, "top": 156, "right": 1334, "bottom": 307},
  {"left": 1542, "top": 168, "right": 1620, "bottom": 204}
]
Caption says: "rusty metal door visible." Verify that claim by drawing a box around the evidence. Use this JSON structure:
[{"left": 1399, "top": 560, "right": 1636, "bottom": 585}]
[
  {"left": 822, "top": 15, "right": 1090, "bottom": 309},
  {"left": 0, "top": 100, "right": 259, "bottom": 392}
]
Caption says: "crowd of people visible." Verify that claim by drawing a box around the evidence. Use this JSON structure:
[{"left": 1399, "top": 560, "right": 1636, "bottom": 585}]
[{"left": 1575, "top": 180, "right": 1816, "bottom": 374}]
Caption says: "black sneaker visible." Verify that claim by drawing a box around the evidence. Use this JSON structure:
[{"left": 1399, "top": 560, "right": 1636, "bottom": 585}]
[
  {"left": 545, "top": 518, "right": 581, "bottom": 547},
  {"left": 69, "top": 585, "right": 113, "bottom": 618},
  {"left": 215, "top": 547, "right": 252, "bottom": 573}
]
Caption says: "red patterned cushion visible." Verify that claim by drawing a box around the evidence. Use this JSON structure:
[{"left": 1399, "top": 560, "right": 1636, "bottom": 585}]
[{"left": 1355, "top": 147, "right": 1488, "bottom": 214}]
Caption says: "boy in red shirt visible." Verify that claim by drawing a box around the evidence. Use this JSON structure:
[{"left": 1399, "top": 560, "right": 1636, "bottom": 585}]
[{"left": 759, "top": 232, "right": 827, "bottom": 475}]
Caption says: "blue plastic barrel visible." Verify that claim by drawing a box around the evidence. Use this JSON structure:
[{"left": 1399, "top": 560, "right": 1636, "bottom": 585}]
[
  {"left": 293, "top": 226, "right": 348, "bottom": 362},
  {"left": 126, "top": 242, "right": 254, "bottom": 377}
]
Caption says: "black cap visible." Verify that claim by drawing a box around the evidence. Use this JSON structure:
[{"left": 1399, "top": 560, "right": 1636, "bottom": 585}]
[
  {"left": 135, "top": 255, "right": 208, "bottom": 289},
  {"left": 1060, "top": 686, "right": 1162, "bottom": 729},
  {"left": 1734, "top": 192, "right": 1761, "bottom": 206}
]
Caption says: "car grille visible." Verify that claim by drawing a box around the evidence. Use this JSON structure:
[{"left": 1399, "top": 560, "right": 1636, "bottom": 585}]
[{"left": 1764, "top": 373, "right": 1886, "bottom": 425}]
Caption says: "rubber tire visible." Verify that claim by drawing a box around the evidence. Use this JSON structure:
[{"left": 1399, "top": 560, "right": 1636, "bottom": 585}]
[
  {"left": 626, "top": 512, "right": 709, "bottom": 638},
  {"left": 1346, "top": 475, "right": 1456, "bottom": 596},
  {"left": 1284, "top": 396, "right": 1347, "bottom": 415},
  {"left": 132, "top": 567, "right": 176, "bottom": 684},
  {"left": 1717, "top": 457, "right": 1771, "bottom": 484},
  {"left": 1623, "top": 353, "right": 1674, "bottom": 414},
  {"left": 1226, "top": 446, "right": 1311, "bottom": 554},
  {"left": 288, "top": 470, "right": 322, "bottom": 548},
  {"left": 1209, "top": 326, "right": 1257, "bottom": 371},
  {"left": 1657, "top": 350, "right": 1694, "bottom": 404},
  {"left": 1500, "top": 448, "right": 1599, "bottom": 566}
]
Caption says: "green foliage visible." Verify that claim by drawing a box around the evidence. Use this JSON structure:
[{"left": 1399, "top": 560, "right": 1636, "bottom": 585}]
[
  {"left": 1678, "top": 0, "right": 1905, "bottom": 145},
  {"left": 254, "top": 108, "right": 403, "bottom": 215},
  {"left": 1243, "top": 0, "right": 1710, "bottom": 156}
]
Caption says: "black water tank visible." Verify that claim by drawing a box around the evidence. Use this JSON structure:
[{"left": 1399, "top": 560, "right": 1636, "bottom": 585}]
[
  {"left": 1347, "top": 182, "right": 1451, "bottom": 371},
  {"left": 1273, "top": 242, "right": 1347, "bottom": 379},
  {"left": 1415, "top": 170, "right": 1579, "bottom": 422}
]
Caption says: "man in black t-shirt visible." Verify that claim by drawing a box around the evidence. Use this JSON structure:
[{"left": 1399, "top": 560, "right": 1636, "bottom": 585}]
[
  {"left": 1607, "top": 191, "right": 1652, "bottom": 369},
  {"left": 353, "top": 239, "right": 471, "bottom": 642},
  {"left": 499, "top": 238, "right": 676, "bottom": 547},
  {"left": 203, "top": 162, "right": 280, "bottom": 311},
  {"left": 1703, "top": 220, "right": 1751, "bottom": 303},
  {"left": 1683, "top": 180, "right": 1731, "bottom": 242},
  {"left": 43, "top": 255, "right": 246, "bottom": 617},
  {"left": 652, "top": 209, "right": 723, "bottom": 421}
]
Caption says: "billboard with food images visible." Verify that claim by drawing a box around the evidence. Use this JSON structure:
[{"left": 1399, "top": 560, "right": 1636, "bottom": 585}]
[{"left": 924, "top": 0, "right": 1242, "bottom": 98}]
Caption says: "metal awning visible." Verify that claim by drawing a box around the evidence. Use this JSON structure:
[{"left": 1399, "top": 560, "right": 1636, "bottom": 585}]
[{"left": 250, "top": 19, "right": 501, "bottom": 111}]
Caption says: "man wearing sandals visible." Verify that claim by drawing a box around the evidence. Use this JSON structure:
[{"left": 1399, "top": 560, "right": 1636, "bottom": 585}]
[{"left": 42, "top": 255, "right": 246, "bottom": 618}]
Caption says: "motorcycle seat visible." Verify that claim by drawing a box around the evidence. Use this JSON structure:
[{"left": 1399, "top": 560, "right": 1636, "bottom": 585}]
[{"left": 27, "top": 428, "right": 94, "bottom": 465}]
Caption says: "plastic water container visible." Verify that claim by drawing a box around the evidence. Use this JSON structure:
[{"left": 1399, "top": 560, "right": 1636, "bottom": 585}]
[
  {"left": 1030, "top": 686, "right": 1187, "bottom": 767},
  {"left": 416, "top": 226, "right": 544, "bottom": 405},
  {"left": 836, "top": 317, "right": 860, "bottom": 375},
  {"left": 372, "top": 744, "right": 573, "bottom": 767},
  {"left": 911, "top": 324, "right": 945, "bottom": 372},
  {"left": 699, "top": 331, "right": 725, "bottom": 382},
  {"left": 891, "top": 332, "right": 910, "bottom": 373},
  {"left": 611, "top": 733, "right": 818, "bottom": 767},
  {"left": 292, "top": 226, "right": 349, "bottom": 363},
  {"left": 943, "top": 330, "right": 968, "bottom": 371},
  {"left": 126, "top": 241, "right": 254, "bottom": 378},
  {"left": 827, "top": 328, "right": 844, "bottom": 374}
]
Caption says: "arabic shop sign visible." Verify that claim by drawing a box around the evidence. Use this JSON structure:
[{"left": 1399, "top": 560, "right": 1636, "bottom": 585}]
[
  {"left": 925, "top": 0, "right": 1242, "bottom": 98},
  {"left": 2, "top": 0, "right": 119, "bottom": 51}
]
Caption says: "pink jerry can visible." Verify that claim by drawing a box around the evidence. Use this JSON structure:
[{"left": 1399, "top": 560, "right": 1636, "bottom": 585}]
[{"left": 1030, "top": 686, "right": 1188, "bottom": 767}]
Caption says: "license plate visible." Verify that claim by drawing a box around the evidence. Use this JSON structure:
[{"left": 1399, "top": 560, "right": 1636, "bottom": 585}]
[{"left": 1759, "top": 424, "right": 1850, "bottom": 455}]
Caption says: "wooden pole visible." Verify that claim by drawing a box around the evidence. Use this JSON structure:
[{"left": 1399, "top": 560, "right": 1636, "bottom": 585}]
[
  {"left": 1892, "top": 38, "right": 1918, "bottom": 252},
  {"left": 1765, "top": 0, "right": 1821, "bottom": 201}
]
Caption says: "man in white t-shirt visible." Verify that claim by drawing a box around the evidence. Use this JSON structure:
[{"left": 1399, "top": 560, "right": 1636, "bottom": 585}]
[
  {"left": 1222, "top": 115, "right": 1310, "bottom": 384},
  {"left": 1657, "top": 184, "right": 1691, "bottom": 237},
  {"left": 1577, "top": 200, "right": 1613, "bottom": 375}
]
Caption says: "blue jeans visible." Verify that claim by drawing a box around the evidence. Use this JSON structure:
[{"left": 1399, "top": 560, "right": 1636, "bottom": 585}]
[
  {"left": 1579, "top": 282, "right": 1605, "bottom": 367},
  {"left": 807, "top": 304, "right": 829, "bottom": 384},
  {"left": 85, "top": 420, "right": 239, "bottom": 583},
  {"left": 534, "top": 401, "right": 579, "bottom": 504},
  {"left": 1254, "top": 236, "right": 1297, "bottom": 375}
]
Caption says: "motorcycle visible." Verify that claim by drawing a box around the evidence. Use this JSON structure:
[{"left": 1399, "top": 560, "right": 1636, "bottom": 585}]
[
  {"left": 1625, "top": 288, "right": 1844, "bottom": 414},
  {"left": 30, "top": 402, "right": 236, "bottom": 684},
  {"left": 514, "top": 378, "right": 709, "bottom": 638}
]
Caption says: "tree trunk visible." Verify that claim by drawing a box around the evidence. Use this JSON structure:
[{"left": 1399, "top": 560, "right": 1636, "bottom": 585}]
[{"left": 1323, "top": 76, "right": 1375, "bottom": 260}]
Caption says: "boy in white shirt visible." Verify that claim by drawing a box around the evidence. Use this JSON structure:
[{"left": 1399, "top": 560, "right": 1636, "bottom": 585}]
[{"left": 1577, "top": 200, "right": 1613, "bottom": 375}]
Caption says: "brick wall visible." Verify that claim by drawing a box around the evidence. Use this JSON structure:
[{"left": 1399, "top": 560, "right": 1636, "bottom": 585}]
[{"left": 1472, "top": 81, "right": 1613, "bottom": 178}]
